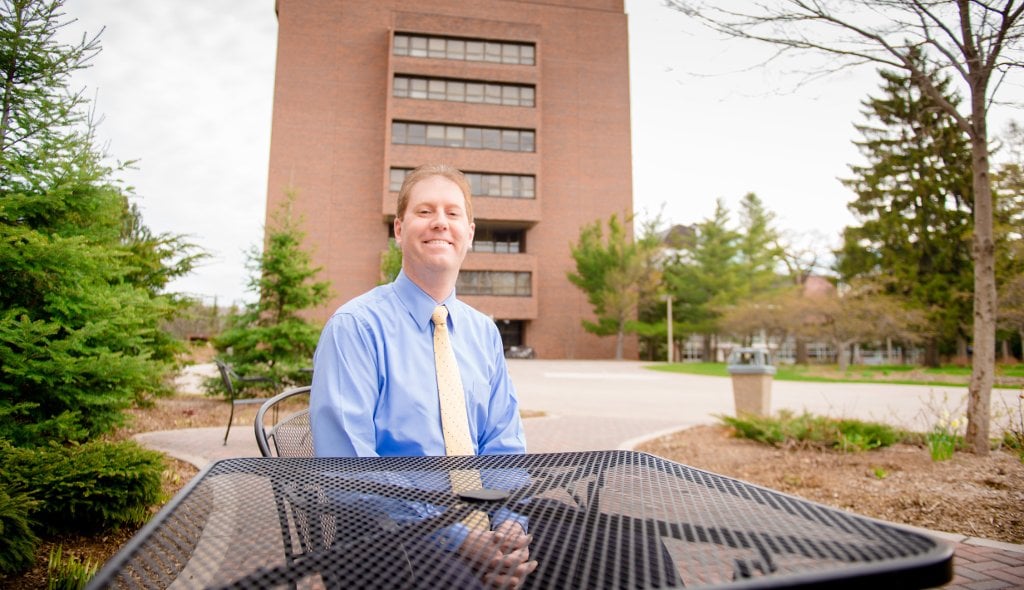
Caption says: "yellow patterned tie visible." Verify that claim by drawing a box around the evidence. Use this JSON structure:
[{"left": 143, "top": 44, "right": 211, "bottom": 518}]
[{"left": 432, "top": 305, "right": 489, "bottom": 530}]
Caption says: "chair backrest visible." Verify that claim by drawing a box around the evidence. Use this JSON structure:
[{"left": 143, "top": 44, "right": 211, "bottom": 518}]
[
  {"left": 254, "top": 386, "right": 313, "bottom": 457},
  {"left": 214, "top": 359, "right": 236, "bottom": 395}
]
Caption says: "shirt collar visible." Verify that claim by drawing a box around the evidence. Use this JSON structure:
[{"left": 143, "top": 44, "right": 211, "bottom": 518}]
[{"left": 394, "top": 270, "right": 460, "bottom": 331}]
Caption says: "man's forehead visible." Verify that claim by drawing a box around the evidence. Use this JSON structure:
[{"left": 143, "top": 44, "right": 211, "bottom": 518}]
[{"left": 408, "top": 177, "right": 468, "bottom": 208}]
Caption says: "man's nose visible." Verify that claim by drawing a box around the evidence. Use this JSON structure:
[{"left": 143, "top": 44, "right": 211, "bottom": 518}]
[{"left": 430, "top": 211, "right": 448, "bottom": 229}]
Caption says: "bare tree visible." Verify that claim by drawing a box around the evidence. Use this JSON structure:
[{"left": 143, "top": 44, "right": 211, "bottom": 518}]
[
  {"left": 719, "top": 287, "right": 804, "bottom": 353},
  {"left": 667, "top": 0, "right": 1024, "bottom": 454},
  {"left": 804, "top": 281, "right": 925, "bottom": 371}
]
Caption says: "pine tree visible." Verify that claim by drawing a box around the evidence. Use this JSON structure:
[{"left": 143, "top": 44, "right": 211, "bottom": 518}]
[
  {"left": 663, "top": 199, "right": 742, "bottom": 360},
  {"left": 837, "top": 54, "right": 974, "bottom": 367},
  {"left": 994, "top": 122, "right": 1024, "bottom": 358},
  {"left": 736, "top": 192, "right": 784, "bottom": 302},
  {"left": 215, "top": 193, "right": 332, "bottom": 388},
  {"left": 0, "top": 0, "right": 200, "bottom": 445}
]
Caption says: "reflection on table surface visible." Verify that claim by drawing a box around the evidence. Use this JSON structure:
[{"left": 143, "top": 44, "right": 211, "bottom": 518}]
[{"left": 87, "top": 451, "right": 953, "bottom": 589}]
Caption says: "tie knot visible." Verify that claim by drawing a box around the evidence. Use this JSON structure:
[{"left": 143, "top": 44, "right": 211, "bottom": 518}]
[{"left": 431, "top": 305, "right": 449, "bottom": 326}]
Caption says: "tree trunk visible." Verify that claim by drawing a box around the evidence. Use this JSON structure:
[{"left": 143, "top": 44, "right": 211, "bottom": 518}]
[
  {"left": 615, "top": 328, "right": 624, "bottom": 360},
  {"left": 795, "top": 339, "right": 808, "bottom": 365},
  {"left": 837, "top": 341, "right": 850, "bottom": 372},
  {"left": 966, "top": 115, "right": 995, "bottom": 456},
  {"left": 924, "top": 340, "right": 941, "bottom": 368}
]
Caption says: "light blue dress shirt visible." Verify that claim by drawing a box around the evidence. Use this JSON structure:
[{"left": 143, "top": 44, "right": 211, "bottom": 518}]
[
  {"left": 310, "top": 270, "right": 526, "bottom": 457},
  {"left": 309, "top": 271, "right": 529, "bottom": 550}
]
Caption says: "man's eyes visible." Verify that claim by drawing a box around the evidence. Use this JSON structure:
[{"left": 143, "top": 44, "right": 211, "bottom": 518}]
[{"left": 417, "top": 208, "right": 462, "bottom": 217}]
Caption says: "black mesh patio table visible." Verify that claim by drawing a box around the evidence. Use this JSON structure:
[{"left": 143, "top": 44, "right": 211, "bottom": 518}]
[{"left": 87, "top": 451, "right": 953, "bottom": 589}]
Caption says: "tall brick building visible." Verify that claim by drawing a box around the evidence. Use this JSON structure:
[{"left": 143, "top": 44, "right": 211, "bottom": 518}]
[{"left": 265, "top": 0, "right": 635, "bottom": 359}]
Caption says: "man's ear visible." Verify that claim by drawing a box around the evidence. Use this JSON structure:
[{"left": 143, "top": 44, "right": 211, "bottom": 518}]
[{"left": 393, "top": 217, "right": 403, "bottom": 245}]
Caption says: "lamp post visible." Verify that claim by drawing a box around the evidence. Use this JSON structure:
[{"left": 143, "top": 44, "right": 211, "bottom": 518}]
[{"left": 665, "top": 294, "right": 673, "bottom": 363}]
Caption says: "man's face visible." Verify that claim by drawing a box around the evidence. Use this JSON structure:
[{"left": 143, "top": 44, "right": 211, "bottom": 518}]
[{"left": 394, "top": 174, "right": 475, "bottom": 278}]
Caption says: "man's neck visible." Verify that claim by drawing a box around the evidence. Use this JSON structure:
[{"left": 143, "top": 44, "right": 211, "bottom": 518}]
[{"left": 404, "top": 267, "right": 457, "bottom": 303}]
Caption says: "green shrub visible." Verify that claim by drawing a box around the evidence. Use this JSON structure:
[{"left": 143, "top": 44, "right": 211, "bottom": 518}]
[
  {"left": 719, "top": 411, "right": 903, "bottom": 452},
  {"left": 0, "top": 488, "right": 40, "bottom": 574},
  {"left": 834, "top": 418, "right": 902, "bottom": 451},
  {"left": 47, "top": 545, "right": 98, "bottom": 590},
  {"left": 0, "top": 439, "right": 165, "bottom": 533}
]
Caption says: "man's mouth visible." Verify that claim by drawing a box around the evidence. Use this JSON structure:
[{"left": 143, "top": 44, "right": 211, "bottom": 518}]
[{"left": 424, "top": 239, "right": 452, "bottom": 246}]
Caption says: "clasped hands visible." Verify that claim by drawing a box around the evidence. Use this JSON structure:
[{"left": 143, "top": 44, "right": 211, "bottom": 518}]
[{"left": 458, "top": 520, "right": 537, "bottom": 589}]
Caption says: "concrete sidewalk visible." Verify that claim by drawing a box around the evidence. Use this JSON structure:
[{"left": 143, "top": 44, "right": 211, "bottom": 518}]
[{"left": 138, "top": 360, "right": 1024, "bottom": 589}]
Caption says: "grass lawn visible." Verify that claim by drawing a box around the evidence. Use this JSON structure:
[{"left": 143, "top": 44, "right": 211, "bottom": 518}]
[{"left": 648, "top": 361, "right": 1024, "bottom": 388}]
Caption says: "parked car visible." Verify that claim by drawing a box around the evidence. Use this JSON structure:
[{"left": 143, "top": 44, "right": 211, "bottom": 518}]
[{"left": 504, "top": 345, "right": 536, "bottom": 359}]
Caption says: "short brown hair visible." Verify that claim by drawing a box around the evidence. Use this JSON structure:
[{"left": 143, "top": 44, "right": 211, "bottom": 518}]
[{"left": 396, "top": 164, "right": 473, "bottom": 221}]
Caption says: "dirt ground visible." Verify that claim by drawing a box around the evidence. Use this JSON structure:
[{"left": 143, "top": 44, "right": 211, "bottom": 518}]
[
  {"left": 637, "top": 424, "right": 1024, "bottom": 545},
  {"left": 5, "top": 392, "right": 1022, "bottom": 588}
]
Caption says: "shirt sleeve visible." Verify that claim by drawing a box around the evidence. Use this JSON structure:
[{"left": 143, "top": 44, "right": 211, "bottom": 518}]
[
  {"left": 311, "top": 312, "right": 381, "bottom": 457},
  {"left": 478, "top": 327, "right": 527, "bottom": 455}
]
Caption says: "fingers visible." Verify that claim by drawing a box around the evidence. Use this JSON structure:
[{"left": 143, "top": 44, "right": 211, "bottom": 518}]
[
  {"left": 458, "top": 526, "right": 537, "bottom": 589},
  {"left": 497, "top": 531, "right": 532, "bottom": 553},
  {"left": 492, "top": 521, "right": 531, "bottom": 553},
  {"left": 490, "top": 546, "right": 530, "bottom": 570},
  {"left": 482, "top": 560, "right": 538, "bottom": 590}
]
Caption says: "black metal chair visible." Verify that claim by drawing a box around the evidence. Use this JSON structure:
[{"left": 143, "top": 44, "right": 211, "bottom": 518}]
[
  {"left": 215, "top": 359, "right": 275, "bottom": 445},
  {"left": 254, "top": 385, "right": 313, "bottom": 458}
]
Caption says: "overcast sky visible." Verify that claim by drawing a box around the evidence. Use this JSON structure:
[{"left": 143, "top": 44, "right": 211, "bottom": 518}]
[{"left": 60, "top": 1, "right": 1021, "bottom": 305}]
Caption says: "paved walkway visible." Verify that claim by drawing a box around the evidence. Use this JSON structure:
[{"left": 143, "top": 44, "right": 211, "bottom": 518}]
[{"left": 139, "top": 360, "right": 1024, "bottom": 589}]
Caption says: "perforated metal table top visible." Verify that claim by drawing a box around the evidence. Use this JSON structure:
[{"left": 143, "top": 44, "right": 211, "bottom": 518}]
[{"left": 87, "top": 452, "right": 953, "bottom": 589}]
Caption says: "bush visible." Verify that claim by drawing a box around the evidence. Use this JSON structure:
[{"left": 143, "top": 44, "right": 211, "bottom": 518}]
[
  {"left": 719, "top": 410, "right": 904, "bottom": 452},
  {"left": 0, "top": 439, "right": 165, "bottom": 533},
  {"left": 0, "top": 488, "right": 39, "bottom": 574}
]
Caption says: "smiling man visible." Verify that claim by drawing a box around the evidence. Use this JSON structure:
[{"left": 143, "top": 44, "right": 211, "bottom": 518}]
[{"left": 310, "top": 163, "right": 535, "bottom": 588}]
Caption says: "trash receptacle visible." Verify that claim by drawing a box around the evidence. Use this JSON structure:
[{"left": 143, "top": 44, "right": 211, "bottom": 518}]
[{"left": 726, "top": 348, "right": 776, "bottom": 417}]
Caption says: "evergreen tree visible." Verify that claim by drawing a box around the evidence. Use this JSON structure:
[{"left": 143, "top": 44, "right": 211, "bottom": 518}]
[
  {"left": 0, "top": 0, "right": 199, "bottom": 445},
  {"left": 736, "top": 192, "right": 783, "bottom": 298},
  {"left": 994, "top": 122, "right": 1024, "bottom": 357},
  {"left": 567, "top": 213, "right": 661, "bottom": 360},
  {"left": 630, "top": 212, "right": 678, "bottom": 361},
  {"left": 215, "top": 193, "right": 332, "bottom": 388},
  {"left": 663, "top": 199, "right": 742, "bottom": 359},
  {"left": 837, "top": 55, "right": 974, "bottom": 367}
]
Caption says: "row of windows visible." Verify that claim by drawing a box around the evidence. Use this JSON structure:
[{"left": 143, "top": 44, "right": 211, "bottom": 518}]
[
  {"left": 386, "top": 227, "right": 526, "bottom": 254},
  {"left": 473, "top": 228, "right": 524, "bottom": 254},
  {"left": 393, "top": 75, "right": 535, "bottom": 108},
  {"left": 390, "top": 168, "right": 535, "bottom": 199},
  {"left": 394, "top": 33, "right": 535, "bottom": 66},
  {"left": 392, "top": 121, "right": 535, "bottom": 152},
  {"left": 469, "top": 173, "right": 535, "bottom": 199},
  {"left": 457, "top": 271, "right": 531, "bottom": 296}
]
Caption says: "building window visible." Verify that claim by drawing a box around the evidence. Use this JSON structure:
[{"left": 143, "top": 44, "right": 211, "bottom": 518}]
[
  {"left": 392, "top": 121, "right": 535, "bottom": 153},
  {"left": 496, "top": 320, "right": 524, "bottom": 348},
  {"left": 457, "top": 271, "right": 531, "bottom": 296},
  {"left": 389, "top": 168, "right": 411, "bottom": 192},
  {"left": 394, "top": 75, "right": 535, "bottom": 107},
  {"left": 394, "top": 33, "right": 535, "bottom": 66},
  {"left": 466, "top": 173, "right": 534, "bottom": 198},
  {"left": 473, "top": 227, "right": 525, "bottom": 253},
  {"left": 390, "top": 168, "right": 535, "bottom": 199}
]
